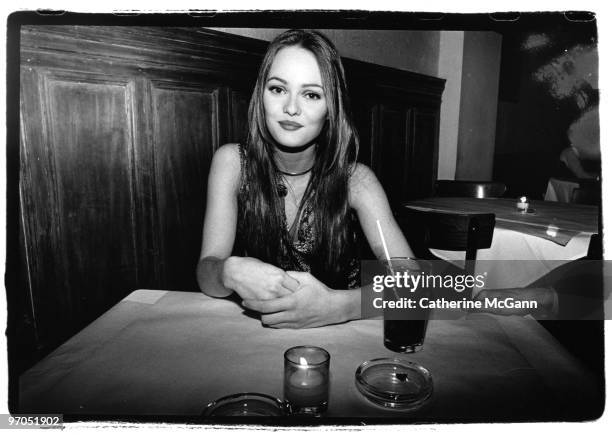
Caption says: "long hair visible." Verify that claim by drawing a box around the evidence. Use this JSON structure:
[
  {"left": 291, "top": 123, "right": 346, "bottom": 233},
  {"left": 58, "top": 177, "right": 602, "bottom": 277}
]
[{"left": 239, "top": 29, "right": 359, "bottom": 286}]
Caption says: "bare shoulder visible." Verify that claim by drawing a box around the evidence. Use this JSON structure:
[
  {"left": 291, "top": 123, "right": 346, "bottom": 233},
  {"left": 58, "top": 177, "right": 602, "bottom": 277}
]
[
  {"left": 349, "top": 163, "right": 385, "bottom": 207},
  {"left": 209, "top": 143, "right": 242, "bottom": 191},
  {"left": 213, "top": 143, "right": 241, "bottom": 167},
  {"left": 349, "top": 163, "right": 381, "bottom": 193}
]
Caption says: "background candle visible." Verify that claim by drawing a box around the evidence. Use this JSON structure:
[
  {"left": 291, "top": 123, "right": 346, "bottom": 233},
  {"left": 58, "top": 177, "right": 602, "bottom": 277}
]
[
  {"left": 516, "top": 196, "right": 529, "bottom": 212},
  {"left": 283, "top": 346, "right": 330, "bottom": 415}
]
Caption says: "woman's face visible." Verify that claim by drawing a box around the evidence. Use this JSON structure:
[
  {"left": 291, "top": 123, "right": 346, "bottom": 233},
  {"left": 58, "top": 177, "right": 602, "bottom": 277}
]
[{"left": 263, "top": 46, "right": 328, "bottom": 149}]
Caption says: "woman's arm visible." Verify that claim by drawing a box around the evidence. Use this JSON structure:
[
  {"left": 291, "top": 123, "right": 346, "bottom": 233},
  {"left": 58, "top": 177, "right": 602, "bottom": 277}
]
[
  {"left": 349, "top": 163, "right": 414, "bottom": 260},
  {"left": 196, "top": 144, "right": 299, "bottom": 299},
  {"left": 196, "top": 144, "right": 241, "bottom": 297}
]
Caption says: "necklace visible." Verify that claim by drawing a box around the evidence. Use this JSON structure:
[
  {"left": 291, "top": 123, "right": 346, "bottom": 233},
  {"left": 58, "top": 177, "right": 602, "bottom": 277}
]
[{"left": 278, "top": 166, "right": 313, "bottom": 177}]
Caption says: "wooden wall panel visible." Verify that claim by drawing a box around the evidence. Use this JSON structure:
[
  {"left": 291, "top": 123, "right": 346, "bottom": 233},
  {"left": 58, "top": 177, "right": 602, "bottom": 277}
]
[
  {"left": 20, "top": 69, "right": 140, "bottom": 348},
  {"left": 20, "top": 68, "right": 66, "bottom": 348},
  {"left": 374, "top": 104, "right": 411, "bottom": 209},
  {"left": 230, "top": 90, "right": 250, "bottom": 143},
  {"left": 150, "top": 81, "right": 220, "bottom": 290},
  {"left": 409, "top": 109, "right": 440, "bottom": 199},
  {"left": 45, "top": 73, "right": 139, "bottom": 314}
]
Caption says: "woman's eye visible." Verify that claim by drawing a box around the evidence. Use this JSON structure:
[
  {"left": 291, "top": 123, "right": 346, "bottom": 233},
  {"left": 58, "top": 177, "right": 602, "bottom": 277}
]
[
  {"left": 268, "top": 86, "right": 285, "bottom": 94},
  {"left": 304, "top": 92, "right": 321, "bottom": 100}
]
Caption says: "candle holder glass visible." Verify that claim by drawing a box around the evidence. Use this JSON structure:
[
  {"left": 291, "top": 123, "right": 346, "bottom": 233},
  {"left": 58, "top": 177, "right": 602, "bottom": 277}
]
[
  {"left": 516, "top": 196, "right": 530, "bottom": 213},
  {"left": 283, "top": 346, "right": 330, "bottom": 416}
]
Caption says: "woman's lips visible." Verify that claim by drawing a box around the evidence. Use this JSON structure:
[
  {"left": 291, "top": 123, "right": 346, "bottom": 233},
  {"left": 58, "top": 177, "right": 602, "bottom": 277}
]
[{"left": 278, "top": 120, "right": 304, "bottom": 131}]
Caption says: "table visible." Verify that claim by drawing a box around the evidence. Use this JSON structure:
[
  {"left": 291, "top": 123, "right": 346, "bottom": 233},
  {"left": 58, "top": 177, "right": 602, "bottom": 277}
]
[
  {"left": 19, "top": 290, "right": 602, "bottom": 422},
  {"left": 404, "top": 198, "right": 599, "bottom": 289},
  {"left": 544, "top": 177, "right": 580, "bottom": 203}
]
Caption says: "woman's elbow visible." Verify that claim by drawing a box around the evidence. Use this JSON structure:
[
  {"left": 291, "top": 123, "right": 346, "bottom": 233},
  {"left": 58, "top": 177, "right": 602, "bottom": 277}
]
[{"left": 196, "top": 256, "right": 233, "bottom": 298}]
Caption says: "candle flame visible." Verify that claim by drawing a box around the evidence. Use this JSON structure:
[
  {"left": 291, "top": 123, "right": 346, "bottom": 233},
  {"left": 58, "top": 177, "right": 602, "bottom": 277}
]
[{"left": 299, "top": 357, "right": 308, "bottom": 366}]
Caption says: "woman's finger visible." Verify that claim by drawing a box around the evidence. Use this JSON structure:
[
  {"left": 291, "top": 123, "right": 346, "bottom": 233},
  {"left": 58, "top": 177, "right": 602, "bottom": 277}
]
[
  {"left": 261, "top": 311, "right": 294, "bottom": 326},
  {"left": 286, "top": 271, "right": 311, "bottom": 282},
  {"left": 281, "top": 275, "right": 301, "bottom": 292},
  {"left": 274, "top": 286, "right": 294, "bottom": 297},
  {"left": 268, "top": 323, "right": 294, "bottom": 329},
  {"left": 242, "top": 295, "right": 294, "bottom": 313}
]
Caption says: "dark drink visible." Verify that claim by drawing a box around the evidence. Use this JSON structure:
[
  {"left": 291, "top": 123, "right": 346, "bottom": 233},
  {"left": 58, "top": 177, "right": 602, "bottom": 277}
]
[
  {"left": 384, "top": 319, "right": 429, "bottom": 353},
  {"left": 382, "top": 257, "right": 432, "bottom": 353}
]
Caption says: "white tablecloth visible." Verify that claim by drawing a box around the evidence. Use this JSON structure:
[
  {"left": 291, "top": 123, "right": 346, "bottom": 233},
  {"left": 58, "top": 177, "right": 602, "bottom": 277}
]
[
  {"left": 544, "top": 177, "right": 580, "bottom": 203},
  {"left": 404, "top": 198, "right": 597, "bottom": 290},
  {"left": 19, "top": 290, "right": 602, "bottom": 422},
  {"left": 432, "top": 227, "right": 593, "bottom": 289}
]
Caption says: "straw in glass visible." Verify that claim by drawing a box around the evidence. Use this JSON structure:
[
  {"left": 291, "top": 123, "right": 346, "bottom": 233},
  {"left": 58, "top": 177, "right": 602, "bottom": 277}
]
[{"left": 376, "top": 219, "right": 400, "bottom": 301}]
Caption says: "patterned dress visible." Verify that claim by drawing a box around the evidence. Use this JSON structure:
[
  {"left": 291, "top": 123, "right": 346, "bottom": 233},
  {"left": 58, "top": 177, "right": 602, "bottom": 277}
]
[{"left": 234, "top": 145, "right": 361, "bottom": 289}]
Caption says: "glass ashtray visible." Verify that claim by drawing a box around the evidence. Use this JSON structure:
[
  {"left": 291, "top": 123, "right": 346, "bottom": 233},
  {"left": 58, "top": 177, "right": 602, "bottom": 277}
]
[
  {"left": 355, "top": 358, "right": 433, "bottom": 410},
  {"left": 202, "top": 392, "right": 290, "bottom": 417}
]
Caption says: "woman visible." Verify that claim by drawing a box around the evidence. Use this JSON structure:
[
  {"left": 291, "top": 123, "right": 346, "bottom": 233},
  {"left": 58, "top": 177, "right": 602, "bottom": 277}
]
[{"left": 196, "top": 29, "right": 413, "bottom": 328}]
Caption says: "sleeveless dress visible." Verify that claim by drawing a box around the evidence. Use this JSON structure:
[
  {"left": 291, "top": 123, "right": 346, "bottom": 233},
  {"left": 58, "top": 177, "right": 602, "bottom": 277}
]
[{"left": 233, "top": 145, "right": 361, "bottom": 289}]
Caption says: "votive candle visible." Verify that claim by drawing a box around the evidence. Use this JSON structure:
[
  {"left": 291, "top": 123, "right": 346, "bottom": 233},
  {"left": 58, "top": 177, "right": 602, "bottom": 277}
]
[
  {"left": 283, "top": 346, "right": 330, "bottom": 415},
  {"left": 516, "top": 196, "right": 529, "bottom": 212}
]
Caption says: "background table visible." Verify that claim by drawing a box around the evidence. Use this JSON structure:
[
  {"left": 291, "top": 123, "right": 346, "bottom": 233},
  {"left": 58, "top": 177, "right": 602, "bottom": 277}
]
[
  {"left": 19, "top": 290, "right": 603, "bottom": 422},
  {"left": 544, "top": 177, "right": 580, "bottom": 203},
  {"left": 404, "top": 198, "right": 599, "bottom": 288}
]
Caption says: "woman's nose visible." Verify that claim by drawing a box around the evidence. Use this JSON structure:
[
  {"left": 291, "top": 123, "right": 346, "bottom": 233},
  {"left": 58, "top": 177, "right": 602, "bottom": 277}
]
[{"left": 283, "top": 93, "right": 300, "bottom": 116}]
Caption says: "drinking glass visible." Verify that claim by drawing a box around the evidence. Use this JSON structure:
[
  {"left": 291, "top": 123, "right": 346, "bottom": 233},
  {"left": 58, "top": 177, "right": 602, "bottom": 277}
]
[{"left": 383, "top": 257, "right": 432, "bottom": 353}]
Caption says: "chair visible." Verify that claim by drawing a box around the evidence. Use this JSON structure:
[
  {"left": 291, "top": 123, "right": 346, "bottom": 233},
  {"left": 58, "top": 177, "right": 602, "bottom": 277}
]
[
  {"left": 434, "top": 180, "right": 507, "bottom": 198},
  {"left": 570, "top": 183, "right": 601, "bottom": 206},
  {"left": 396, "top": 207, "right": 496, "bottom": 277}
]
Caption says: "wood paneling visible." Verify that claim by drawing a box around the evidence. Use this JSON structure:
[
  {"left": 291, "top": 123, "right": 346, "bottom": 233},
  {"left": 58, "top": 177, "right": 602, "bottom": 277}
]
[
  {"left": 229, "top": 90, "right": 250, "bottom": 143},
  {"left": 21, "top": 69, "right": 140, "bottom": 343},
  {"left": 151, "top": 81, "right": 221, "bottom": 290},
  {"left": 374, "top": 103, "right": 411, "bottom": 209},
  {"left": 46, "top": 73, "right": 139, "bottom": 315},
  {"left": 346, "top": 58, "right": 444, "bottom": 204},
  {"left": 409, "top": 109, "right": 440, "bottom": 199}
]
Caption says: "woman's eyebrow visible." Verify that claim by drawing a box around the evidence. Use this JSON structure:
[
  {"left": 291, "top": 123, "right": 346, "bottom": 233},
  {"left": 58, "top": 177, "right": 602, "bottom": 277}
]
[
  {"left": 302, "top": 83, "right": 323, "bottom": 89},
  {"left": 266, "top": 76, "right": 287, "bottom": 84},
  {"left": 266, "top": 76, "right": 323, "bottom": 89}
]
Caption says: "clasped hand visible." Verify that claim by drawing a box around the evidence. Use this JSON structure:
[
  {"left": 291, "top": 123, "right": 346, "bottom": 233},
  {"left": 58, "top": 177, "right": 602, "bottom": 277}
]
[
  {"left": 223, "top": 257, "right": 300, "bottom": 300},
  {"left": 242, "top": 271, "right": 342, "bottom": 329}
]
